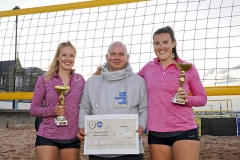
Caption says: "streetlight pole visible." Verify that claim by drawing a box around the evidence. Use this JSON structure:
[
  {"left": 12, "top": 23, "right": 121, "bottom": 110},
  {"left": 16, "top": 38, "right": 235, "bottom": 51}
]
[{"left": 12, "top": 6, "right": 20, "bottom": 109}]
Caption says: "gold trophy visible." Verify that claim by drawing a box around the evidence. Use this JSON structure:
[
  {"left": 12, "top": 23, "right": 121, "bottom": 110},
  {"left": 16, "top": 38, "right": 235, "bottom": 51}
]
[
  {"left": 54, "top": 85, "right": 70, "bottom": 126},
  {"left": 171, "top": 63, "right": 192, "bottom": 105}
]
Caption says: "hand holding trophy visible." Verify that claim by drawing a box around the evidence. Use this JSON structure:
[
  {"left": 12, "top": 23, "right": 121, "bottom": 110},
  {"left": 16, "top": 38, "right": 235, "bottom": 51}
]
[
  {"left": 171, "top": 63, "right": 192, "bottom": 105},
  {"left": 54, "top": 85, "right": 70, "bottom": 126}
]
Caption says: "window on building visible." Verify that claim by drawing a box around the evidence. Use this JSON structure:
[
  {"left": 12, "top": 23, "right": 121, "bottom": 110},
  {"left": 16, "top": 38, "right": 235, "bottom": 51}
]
[
  {"left": 15, "top": 76, "right": 23, "bottom": 91},
  {"left": 25, "top": 79, "right": 30, "bottom": 86},
  {"left": 0, "top": 77, "right": 6, "bottom": 86}
]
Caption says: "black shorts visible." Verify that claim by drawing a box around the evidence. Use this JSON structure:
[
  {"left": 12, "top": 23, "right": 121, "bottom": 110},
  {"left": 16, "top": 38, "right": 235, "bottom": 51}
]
[
  {"left": 148, "top": 128, "right": 199, "bottom": 147},
  {"left": 35, "top": 135, "right": 80, "bottom": 149},
  {"left": 89, "top": 154, "right": 144, "bottom": 160}
]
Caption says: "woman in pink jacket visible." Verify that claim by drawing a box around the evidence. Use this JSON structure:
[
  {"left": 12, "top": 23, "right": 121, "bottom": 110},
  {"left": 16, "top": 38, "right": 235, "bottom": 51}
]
[
  {"left": 30, "top": 41, "right": 85, "bottom": 160},
  {"left": 138, "top": 26, "right": 207, "bottom": 160}
]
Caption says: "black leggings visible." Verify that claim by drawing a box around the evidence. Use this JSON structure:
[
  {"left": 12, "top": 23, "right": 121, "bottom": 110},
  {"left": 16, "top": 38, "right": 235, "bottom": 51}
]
[
  {"left": 35, "top": 135, "right": 80, "bottom": 149},
  {"left": 148, "top": 128, "right": 199, "bottom": 147},
  {"left": 89, "top": 154, "right": 144, "bottom": 160}
]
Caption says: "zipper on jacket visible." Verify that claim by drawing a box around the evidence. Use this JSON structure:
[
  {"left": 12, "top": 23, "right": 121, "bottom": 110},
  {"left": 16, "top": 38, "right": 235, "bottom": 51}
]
[
  {"left": 161, "top": 65, "right": 166, "bottom": 80},
  {"left": 160, "top": 63, "right": 177, "bottom": 80},
  {"left": 161, "top": 70, "right": 166, "bottom": 80}
]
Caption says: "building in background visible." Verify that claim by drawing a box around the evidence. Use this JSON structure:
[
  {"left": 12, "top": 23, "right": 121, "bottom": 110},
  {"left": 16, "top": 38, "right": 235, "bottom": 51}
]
[
  {"left": 0, "top": 58, "right": 45, "bottom": 92},
  {"left": 23, "top": 67, "right": 46, "bottom": 91}
]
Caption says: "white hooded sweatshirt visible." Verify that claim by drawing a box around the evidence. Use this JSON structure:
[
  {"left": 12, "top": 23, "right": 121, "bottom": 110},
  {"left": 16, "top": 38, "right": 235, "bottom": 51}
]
[{"left": 79, "top": 62, "right": 148, "bottom": 156}]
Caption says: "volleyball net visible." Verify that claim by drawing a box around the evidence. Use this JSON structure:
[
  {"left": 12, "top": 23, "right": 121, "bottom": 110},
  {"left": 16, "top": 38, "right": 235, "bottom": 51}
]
[{"left": 0, "top": 0, "right": 240, "bottom": 100}]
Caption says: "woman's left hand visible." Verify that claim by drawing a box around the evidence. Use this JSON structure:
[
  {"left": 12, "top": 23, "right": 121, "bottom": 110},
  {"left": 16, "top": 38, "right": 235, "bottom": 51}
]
[{"left": 177, "top": 87, "right": 188, "bottom": 103}]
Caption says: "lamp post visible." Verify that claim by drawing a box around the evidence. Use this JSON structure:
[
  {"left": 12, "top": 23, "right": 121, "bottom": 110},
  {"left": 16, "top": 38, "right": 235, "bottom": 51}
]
[{"left": 12, "top": 6, "right": 20, "bottom": 109}]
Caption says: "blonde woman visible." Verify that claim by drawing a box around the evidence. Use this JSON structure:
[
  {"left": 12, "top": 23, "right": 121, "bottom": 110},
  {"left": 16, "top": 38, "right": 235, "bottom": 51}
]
[{"left": 30, "top": 41, "right": 85, "bottom": 160}]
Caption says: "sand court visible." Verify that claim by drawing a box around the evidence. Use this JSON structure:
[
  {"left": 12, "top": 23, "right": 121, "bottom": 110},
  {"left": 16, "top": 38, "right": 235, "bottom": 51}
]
[{"left": 1, "top": 126, "right": 240, "bottom": 160}]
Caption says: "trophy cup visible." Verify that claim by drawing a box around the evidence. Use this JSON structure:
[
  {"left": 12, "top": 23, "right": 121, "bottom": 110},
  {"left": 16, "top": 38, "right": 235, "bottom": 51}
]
[
  {"left": 171, "top": 63, "right": 192, "bottom": 105},
  {"left": 54, "top": 85, "right": 70, "bottom": 126}
]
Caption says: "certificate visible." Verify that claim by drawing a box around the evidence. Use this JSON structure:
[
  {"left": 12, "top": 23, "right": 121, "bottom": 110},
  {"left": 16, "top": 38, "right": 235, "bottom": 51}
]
[{"left": 84, "top": 114, "right": 139, "bottom": 155}]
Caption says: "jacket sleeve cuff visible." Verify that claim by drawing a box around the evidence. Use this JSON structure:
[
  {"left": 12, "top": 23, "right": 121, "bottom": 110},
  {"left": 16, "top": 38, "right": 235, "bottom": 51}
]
[{"left": 138, "top": 121, "right": 146, "bottom": 130}]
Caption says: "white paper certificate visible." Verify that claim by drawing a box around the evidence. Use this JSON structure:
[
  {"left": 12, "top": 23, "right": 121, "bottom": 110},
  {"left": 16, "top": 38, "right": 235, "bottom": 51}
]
[{"left": 84, "top": 114, "right": 139, "bottom": 155}]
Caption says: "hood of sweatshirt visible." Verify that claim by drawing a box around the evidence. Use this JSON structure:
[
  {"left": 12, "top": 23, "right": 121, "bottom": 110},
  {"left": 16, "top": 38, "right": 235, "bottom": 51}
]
[
  {"left": 101, "top": 62, "right": 133, "bottom": 81},
  {"left": 94, "top": 62, "right": 132, "bottom": 108}
]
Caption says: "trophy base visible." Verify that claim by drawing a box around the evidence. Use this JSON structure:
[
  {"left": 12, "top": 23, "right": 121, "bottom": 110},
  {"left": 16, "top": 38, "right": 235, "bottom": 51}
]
[
  {"left": 54, "top": 119, "right": 68, "bottom": 126},
  {"left": 171, "top": 97, "right": 185, "bottom": 105}
]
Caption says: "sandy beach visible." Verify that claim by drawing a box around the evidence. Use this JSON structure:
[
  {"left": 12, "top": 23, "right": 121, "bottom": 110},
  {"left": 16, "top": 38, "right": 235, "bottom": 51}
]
[{"left": 1, "top": 126, "right": 240, "bottom": 160}]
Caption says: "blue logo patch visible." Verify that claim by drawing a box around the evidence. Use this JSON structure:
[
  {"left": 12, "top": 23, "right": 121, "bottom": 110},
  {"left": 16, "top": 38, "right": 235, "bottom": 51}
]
[
  {"left": 96, "top": 121, "right": 103, "bottom": 128},
  {"left": 115, "top": 91, "right": 127, "bottom": 104}
]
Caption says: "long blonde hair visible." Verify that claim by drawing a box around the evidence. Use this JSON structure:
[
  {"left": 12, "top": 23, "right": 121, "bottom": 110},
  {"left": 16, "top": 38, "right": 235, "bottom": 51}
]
[{"left": 44, "top": 41, "right": 76, "bottom": 81}]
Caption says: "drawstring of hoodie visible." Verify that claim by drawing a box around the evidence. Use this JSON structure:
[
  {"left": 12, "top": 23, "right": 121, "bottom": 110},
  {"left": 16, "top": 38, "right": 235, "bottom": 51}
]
[
  {"left": 125, "top": 68, "right": 128, "bottom": 105},
  {"left": 95, "top": 69, "right": 103, "bottom": 108}
]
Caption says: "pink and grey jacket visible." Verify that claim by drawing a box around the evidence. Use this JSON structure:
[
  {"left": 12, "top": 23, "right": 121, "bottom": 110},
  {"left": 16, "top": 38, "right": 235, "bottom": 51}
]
[
  {"left": 138, "top": 58, "right": 207, "bottom": 132},
  {"left": 30, "top": 71, "right": 85, "bottom": 140}
]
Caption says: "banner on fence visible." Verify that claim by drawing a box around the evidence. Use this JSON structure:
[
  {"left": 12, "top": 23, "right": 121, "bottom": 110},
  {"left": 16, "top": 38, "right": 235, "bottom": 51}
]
[{"left": 201, "top": 118, "right": 237, "bottom": 136}]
